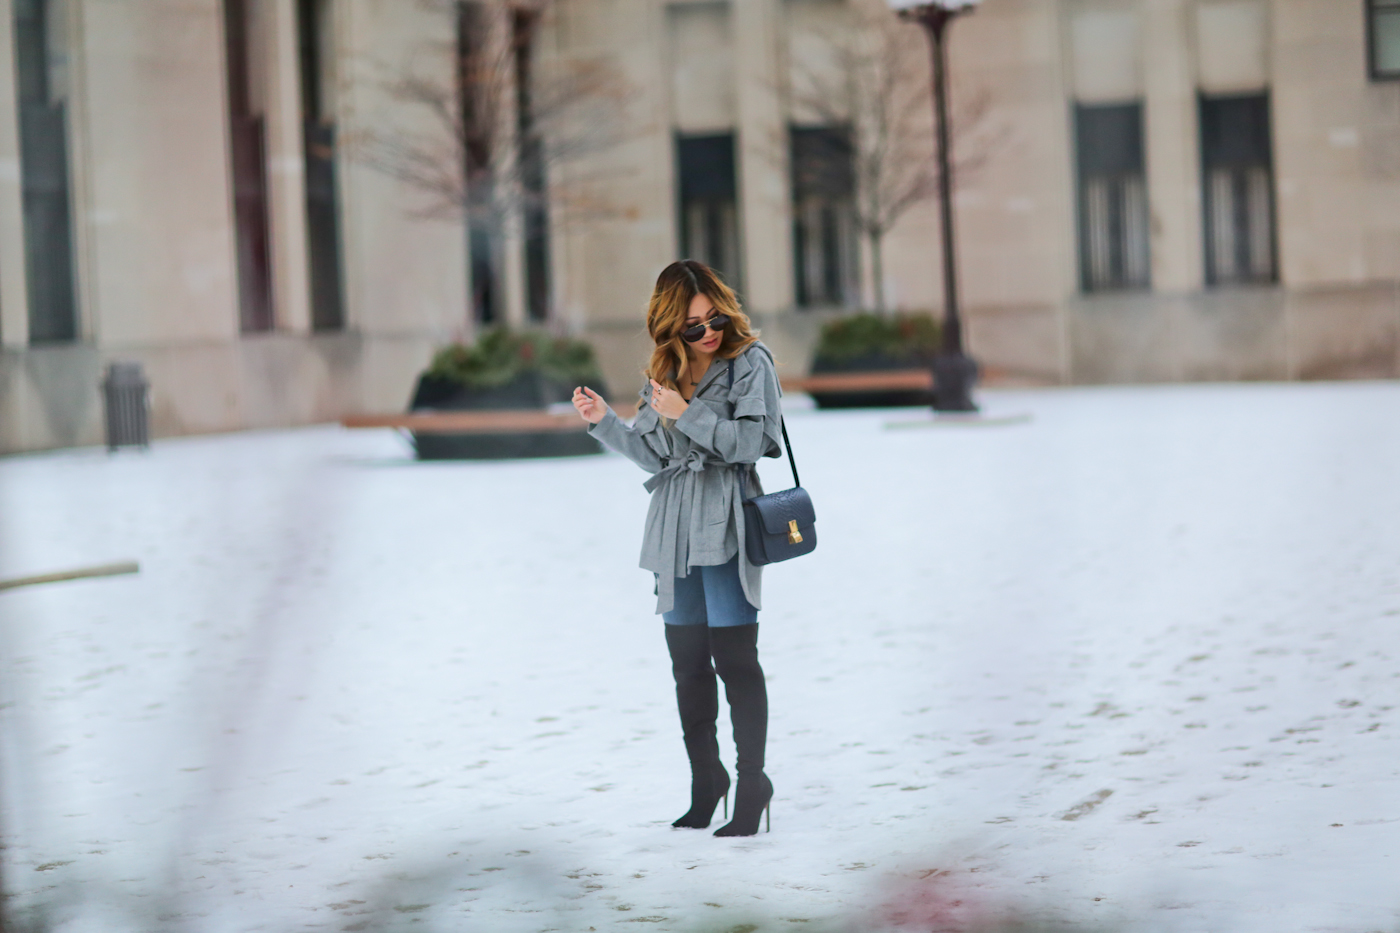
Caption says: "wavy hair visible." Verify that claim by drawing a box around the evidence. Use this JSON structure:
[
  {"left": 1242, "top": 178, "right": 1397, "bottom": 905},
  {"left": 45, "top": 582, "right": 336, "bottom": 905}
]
[{"left": 644, "top": 260, "right": 759, "bottom": 392}]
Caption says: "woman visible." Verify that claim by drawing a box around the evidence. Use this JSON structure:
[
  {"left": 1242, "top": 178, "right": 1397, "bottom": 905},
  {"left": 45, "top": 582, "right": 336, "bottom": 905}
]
[{"left": 571, "top": 259, "right": 783, "bottom": 837}]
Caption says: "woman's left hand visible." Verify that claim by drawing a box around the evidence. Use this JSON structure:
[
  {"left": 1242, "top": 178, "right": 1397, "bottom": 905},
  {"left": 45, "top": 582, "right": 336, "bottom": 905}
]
[{"left": 649, "top": 379, "right": 688, "bottom": 420}]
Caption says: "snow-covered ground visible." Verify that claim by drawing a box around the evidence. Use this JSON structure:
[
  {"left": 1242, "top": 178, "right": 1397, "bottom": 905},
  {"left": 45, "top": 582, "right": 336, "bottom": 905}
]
[{"left": 2, "top": 382, "right": 1398, "bottom": 933}]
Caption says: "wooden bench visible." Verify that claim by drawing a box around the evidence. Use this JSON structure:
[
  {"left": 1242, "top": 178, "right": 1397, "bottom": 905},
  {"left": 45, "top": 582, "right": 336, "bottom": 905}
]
[
  {"left": 342, "top": 410, "right": 589, "bottom": 434},
  {"left": 780, "top": 369, "right": 933, "bottom": 409},
  {"left": 780, "top": 369, "right": 932, "bottom": 394},
  {"left": 342, "top": 408, "right": 602, "bottom": 459}
]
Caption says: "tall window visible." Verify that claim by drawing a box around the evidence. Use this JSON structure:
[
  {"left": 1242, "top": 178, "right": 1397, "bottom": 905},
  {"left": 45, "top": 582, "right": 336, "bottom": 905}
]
[
  {"left": 1370, "top": 0, "right": 1400, "bottom": 80},
  {"left": 514, "top": 8, "right": 549, "bottom": 322},
  {"left": 458, "top": 1, "right": 499, "bottom": 324},
  {"left": 14, "top": 0, "right": 78, "bottom": 343},
  {"left": 676, "top": 134, "right": 741, "bottom": 288},
  {"left": 224, "top": 0, "right": 274, "bottom": 332},
  {"left": 1200, "top": 94, "right": 1276, "bottom": 285},
  {"left": 299, "top": 0, "right": 344, "bottom": 330},
  {"left": 790, "top": 126, "right": 858, "bottom": 309},
  {"left": 1074, "top": 103, "right": 1149, "bottom": 293}
]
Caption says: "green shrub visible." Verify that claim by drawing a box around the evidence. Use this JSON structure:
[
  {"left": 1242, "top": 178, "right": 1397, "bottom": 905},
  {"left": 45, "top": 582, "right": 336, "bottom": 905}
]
[
  {"left": 813, "top": 312, "right": 942, "bottom": 364},
  {"left": 425, "top": 328, "right": 605, "bottom": 389}
]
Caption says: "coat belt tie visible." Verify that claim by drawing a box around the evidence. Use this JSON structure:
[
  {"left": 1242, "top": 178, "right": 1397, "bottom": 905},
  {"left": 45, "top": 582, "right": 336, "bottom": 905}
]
[{"left": 643, "top": 448, "right": 723, "bottom": 493}]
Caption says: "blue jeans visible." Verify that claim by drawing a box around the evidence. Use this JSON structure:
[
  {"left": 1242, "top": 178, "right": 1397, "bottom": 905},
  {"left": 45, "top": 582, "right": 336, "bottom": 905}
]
[{"left": 662, "top": 556, "right": 758, "bottom": 627}]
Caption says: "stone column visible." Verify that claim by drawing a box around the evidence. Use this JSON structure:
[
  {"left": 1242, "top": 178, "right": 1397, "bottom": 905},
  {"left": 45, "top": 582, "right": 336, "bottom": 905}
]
[
  {"left": 263, "top": 0, "right": 312, "bottom": 334},
  {"left": 0, "top": 0, "right": 29, "bottom": 347},
  {"left": 733, "top": 0, "right": 793, "bottom": 314},
  {"left": 501, "top": 211, "right": 526, "bottom": 328},
  {"left": 336, "top": 0, "right": 468, "bottom": 410},
  {"left": 1142, "top": 0, "right": 1202, "bottom": 292},
  {"left": 500, "top": 202, "right": 527, "bottom": 333},
  {"left": 337, "top": 0, "right": 468, "bottom": 340},
  {"left": 72, "top": 0, "right": 239, "bottom": 348}
]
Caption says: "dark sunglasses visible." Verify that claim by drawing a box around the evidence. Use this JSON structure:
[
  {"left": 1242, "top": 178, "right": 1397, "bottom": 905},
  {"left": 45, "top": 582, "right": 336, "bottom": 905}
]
[{"left": 681, "top": 314, "right": 730, "bottom": 343}]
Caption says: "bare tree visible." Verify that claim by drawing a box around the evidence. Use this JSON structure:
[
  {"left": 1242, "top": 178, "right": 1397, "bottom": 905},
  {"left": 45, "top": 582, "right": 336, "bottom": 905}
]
[
  {"left": 353, "top": 7, "right": 630, "bottom": 216},
  {"left": 789, "top": 0, "right": 999, "bottom": 313},
  {"left": 347, "top": 0, "right": 634, "bottom": 322}
]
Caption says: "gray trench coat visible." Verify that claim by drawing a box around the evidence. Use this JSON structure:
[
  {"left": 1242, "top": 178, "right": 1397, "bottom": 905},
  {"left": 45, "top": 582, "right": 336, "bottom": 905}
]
[{"left": 588, "top": 341, "right": 785, "bottom": 614}]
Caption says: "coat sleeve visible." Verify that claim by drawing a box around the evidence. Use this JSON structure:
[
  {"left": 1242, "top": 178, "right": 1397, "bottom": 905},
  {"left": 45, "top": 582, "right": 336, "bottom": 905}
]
[
  {"left": 672, "top": 348, "right": 782, "bottom": 464},
  {"left": 588, "top": 400, "right": 666, "bottom": 473}
]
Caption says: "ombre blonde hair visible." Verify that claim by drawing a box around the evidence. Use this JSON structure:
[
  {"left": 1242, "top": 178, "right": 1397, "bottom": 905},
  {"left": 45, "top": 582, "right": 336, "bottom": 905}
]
[{"left": 645, "top": 260, "right": 759, "bottom": 393}]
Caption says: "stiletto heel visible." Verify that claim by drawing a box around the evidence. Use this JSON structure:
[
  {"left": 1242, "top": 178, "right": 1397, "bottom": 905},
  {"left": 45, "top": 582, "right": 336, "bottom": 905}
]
[
  {"left": 672, "top": 764, "right": 730, "bottom": 829},
  {"left": 713, "top": 773, "right": 772, "bottom": 837},
  {"left": 765, "top": 801, "right": 770, "bottom": 833}
]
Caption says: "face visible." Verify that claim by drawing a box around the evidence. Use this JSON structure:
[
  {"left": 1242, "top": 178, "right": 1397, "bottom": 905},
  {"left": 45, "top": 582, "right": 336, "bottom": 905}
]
[{"left": 684, "top": 292, "right": 724, "bottom": 354}]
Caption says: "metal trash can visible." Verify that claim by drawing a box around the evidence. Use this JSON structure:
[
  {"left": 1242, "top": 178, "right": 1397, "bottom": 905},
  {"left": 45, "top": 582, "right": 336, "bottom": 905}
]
[{"left": 102, "top": 361, "right": 150, "bottom": 451}]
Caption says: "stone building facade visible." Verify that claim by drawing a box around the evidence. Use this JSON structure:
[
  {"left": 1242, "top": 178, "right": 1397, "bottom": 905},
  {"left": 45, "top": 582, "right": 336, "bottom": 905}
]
[{"left": 0, "top": 0, "right": 1396, "bottom": 453}]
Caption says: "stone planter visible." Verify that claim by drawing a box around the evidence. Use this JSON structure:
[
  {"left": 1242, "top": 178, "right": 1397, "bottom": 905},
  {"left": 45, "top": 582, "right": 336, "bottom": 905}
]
[
  {"left": 806, "top": 353, "right": 935, "bottom": 409},
  {"left": 407, "top": 371, "right": 609, "bottom": 460}
]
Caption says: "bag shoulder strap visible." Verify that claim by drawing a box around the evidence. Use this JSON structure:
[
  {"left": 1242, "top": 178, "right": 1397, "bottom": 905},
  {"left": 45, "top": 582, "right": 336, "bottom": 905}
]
[
  {"left": 779, "top": 418, "right": 800, "bottom": 488},
  {"left": 729, "top": 358, "right": 801, "bottom": 490}
]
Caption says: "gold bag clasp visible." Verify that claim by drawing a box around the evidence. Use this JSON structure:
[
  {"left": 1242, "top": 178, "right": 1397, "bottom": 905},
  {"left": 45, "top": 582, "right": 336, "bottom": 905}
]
[{"left": 787, "top": 520, "right": 803, "bottom": 544}]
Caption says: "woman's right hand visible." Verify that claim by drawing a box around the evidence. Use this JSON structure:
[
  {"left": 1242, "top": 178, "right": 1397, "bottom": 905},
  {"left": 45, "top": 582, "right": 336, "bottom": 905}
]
[{"left": 573, "top": 386, "right": 608, "bottom": 424}]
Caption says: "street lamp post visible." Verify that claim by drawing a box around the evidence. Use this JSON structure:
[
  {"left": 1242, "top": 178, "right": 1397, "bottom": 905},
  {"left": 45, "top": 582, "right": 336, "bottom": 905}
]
[{"left": 887, "top": 0, "right": 980, "bottom": 412}]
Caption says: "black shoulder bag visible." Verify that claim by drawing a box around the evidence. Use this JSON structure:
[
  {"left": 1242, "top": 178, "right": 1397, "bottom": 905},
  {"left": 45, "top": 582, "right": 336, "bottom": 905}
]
[{"left": 727, "top": 361, "right": 817, "bottom": 566}]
